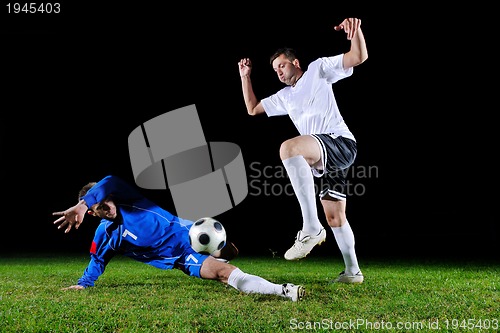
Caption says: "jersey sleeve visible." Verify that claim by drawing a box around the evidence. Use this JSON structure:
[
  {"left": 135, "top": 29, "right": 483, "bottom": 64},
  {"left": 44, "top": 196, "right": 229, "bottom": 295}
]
[
  {"left": 261, "top": 90, "right": 289, "bottom": 117},
  {"left": 77, "top": 252, "right": 114, "bottom": 288},
  {"left": 77, "top": 222, "right": 117, "bottom": 288},
  {"left": 318, "top": 55, "right": 353, "bottom": 84},
  {"left": 81, "top": 175, "right": 144, "bottom": 208}
]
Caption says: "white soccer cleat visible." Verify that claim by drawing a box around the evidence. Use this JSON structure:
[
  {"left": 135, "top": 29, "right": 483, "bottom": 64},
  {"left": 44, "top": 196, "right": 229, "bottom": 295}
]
[
  {"left": 282, "top": 283, "right": 305, "bottom": 302},
  {"left": 331, "top": 271, "right": 364, "bottom": 284},
  {"left": 284, "top": 228, "right": 327, "bottom": 260}
]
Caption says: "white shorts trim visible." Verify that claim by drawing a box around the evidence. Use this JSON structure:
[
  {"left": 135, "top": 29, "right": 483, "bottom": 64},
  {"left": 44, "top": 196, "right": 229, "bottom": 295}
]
[
  {"left": 319, "top": 188, "right": 347, "bottom": 201},
  {"left": 310, "top": 134, "right": 327, "bottom": 178}
]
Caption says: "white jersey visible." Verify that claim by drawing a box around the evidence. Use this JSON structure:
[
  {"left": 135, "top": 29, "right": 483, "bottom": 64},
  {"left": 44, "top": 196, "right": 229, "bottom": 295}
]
[{"left": 261, "top": 54, "right": 355, "bottom": 142}]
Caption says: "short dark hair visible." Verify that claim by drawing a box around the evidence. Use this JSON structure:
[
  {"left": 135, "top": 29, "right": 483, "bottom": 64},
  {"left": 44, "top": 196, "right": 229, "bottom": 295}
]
[
  {"left": 78, "top": 182, "right": 96, "bottom": 201},
  {"left": 269, "top": 47, "right": 298, "bottom": 65}
]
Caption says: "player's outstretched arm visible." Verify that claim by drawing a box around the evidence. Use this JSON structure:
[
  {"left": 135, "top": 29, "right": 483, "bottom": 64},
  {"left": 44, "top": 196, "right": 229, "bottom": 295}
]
[
  {"left": 52, "top": 200, "right": 88, "bottom": 233},
  {"left": 238, "top": 58, "right": 265, "bottom": 116},
  {"left": 334, "top": 18, "right": 368, "bottom": 69}
]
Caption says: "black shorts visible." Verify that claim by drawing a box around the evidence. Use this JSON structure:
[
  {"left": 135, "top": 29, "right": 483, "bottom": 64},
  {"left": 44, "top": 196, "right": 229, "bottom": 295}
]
[{"left": 310, "top": 134, "right": 357, "bottom": 201}]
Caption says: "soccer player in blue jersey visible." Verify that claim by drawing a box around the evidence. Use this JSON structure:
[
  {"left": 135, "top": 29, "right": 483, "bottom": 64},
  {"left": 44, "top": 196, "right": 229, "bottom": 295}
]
[
  {"left": 52, "top": 175, "right": 305, "bottom": 301},
  {"left": 238, "top": 18, "right": 367, "bottom": 283}
]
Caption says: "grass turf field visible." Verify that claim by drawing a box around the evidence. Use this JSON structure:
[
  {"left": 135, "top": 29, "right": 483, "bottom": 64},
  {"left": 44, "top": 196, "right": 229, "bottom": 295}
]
[{"left": 0, "top": 253, "right": 498, "bottom": 333}]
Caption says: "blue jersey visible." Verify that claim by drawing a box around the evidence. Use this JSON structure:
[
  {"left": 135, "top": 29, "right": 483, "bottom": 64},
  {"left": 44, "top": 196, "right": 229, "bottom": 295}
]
[{"left": 77, "top": 175, "right": 209, "bottom": 288}]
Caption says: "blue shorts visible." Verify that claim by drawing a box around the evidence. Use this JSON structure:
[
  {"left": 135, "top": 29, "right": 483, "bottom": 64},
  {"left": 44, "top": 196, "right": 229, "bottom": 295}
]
[
  {"left": 142, "top": 218, "right": 209, "bottom": 278},
  {"left": 172, "top": 221, "right": 210, "bottom": 278},
  {"left": 174, "top": 246, "right": 210, "bottom": 278}
]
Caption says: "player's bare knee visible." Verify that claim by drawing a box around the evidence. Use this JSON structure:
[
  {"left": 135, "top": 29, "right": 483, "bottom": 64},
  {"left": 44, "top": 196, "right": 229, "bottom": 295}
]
[
  {"left": 279, "top": 141, "right": 292, "bottom": 160},
  {"left": 279, "top": 140, "right": 302, "bottom": 160},
  {"left": 326, "top": 216, "right": 346, "bottom": 228}
]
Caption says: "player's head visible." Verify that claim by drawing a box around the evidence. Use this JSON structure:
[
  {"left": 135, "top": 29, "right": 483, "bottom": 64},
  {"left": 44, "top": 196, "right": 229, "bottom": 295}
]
[
  {"left": 87, "top": 199, "right": 118, "bottom": 220},
  {"left": 78, "top": 182, "right": 97, "bottom": 200},
  {"left": 269, "top": 47, "right": 298, "bottom": 65},
  {"left": 77, "top": 181, "right": 118, "bottom": 219},
  {"left": 270, "top": 47, "right": 302, "bottom": 86}
]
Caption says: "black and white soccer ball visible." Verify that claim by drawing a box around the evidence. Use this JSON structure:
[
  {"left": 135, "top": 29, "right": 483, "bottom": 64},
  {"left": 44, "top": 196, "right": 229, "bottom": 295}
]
[{"left": 188, "top": 217, "right": 226, "bottom": 255}]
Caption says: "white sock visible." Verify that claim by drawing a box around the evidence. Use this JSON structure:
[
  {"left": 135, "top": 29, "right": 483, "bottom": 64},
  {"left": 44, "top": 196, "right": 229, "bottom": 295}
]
[
  {"left": 227, "top": 268, "right": 284, "bottom": 297},
  {"left": 282, "top": 155, "right": 322, "bottom": 235},
  {"left": 331, "top": 221, "right": 360, "bottom": 275}
]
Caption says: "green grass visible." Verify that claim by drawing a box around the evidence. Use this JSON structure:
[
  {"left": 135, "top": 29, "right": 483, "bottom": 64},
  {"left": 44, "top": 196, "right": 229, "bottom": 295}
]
[{"left": 1, "top": 253, "right": 498, "bottom": 333}]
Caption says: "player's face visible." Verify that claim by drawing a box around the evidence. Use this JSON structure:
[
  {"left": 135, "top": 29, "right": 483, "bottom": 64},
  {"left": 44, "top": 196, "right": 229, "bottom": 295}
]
[
  {"left": 89, "top": 199, "right": 118, "bottom": 220},
  {"left": 272, "top": 54, "right": 299, "bottom": 86}
]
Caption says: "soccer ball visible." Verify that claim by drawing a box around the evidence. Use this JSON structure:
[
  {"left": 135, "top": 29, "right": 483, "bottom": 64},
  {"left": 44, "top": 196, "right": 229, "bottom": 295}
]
[{"left": 188, "top": 217, "right": 227, "bottom": 255}]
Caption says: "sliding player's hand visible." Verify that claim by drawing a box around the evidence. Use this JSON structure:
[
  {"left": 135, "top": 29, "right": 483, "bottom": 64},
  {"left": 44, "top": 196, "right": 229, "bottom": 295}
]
[
  {"left": 52, "top": 200, "right": 88, "bottom": 233},
  {"left": 61, "top": 285, "right": 85, "bottom": 290}
]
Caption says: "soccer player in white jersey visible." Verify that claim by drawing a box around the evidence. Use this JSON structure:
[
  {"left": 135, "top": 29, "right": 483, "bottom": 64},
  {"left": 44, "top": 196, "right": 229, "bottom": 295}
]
[
  {"left": 52, "top": 175, "right": 305, "bottom": 301},
  {"left": 238, "top": 18, "right": 367, "bottom": 283}
]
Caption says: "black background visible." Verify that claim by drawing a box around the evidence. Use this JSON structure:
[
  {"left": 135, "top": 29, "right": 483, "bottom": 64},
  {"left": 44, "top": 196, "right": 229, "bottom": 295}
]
[{"left": 1, "top": 2, "right": 497, "bottom": 261}]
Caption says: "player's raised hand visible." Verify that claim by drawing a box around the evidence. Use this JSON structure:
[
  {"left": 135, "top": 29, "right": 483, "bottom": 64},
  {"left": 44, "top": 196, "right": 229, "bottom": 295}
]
[
  {"left": 52, "top": 200, "right": 88, "bottom": 233},
  {"left": 238, "top": 58, "right": 252, "bottom": 77},
  {"left": 334, "top": 18, "right": 361, "bottom": 40}
]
